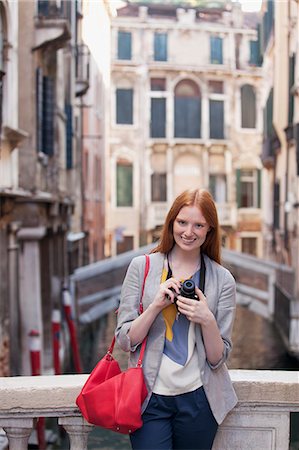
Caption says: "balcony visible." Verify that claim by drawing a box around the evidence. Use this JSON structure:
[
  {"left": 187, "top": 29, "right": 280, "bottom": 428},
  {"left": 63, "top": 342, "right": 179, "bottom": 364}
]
[
  {"left": 216, "top": 203, "right": 237, "bottom": 228},
  {"left": 0, "top": 371, "right": 298, "bottom": 449},
  {"left": 147, "top": 202, "right": 169, "bottom": 230},
  {"left": 34, "top": 1, "right": 71, "bottom": 51},
  {"left": 75, "top": 44, "right": 90, "bottom": 97}
]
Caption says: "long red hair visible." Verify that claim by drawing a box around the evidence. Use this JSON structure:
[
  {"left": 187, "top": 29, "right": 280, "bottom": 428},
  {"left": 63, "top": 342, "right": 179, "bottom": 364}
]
[{"left": 152, "top": 189, "right": 221, "bottom": 264}]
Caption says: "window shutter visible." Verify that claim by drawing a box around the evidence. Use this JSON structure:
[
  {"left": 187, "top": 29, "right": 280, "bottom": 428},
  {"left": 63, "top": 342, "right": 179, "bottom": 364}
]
[
  {"left": 151, "top": 98, "right": 166, "bottom": 138},
  {"left": 209, "top": 100, "right": 224, "bottom": 139},
  {"left": 36, "top": 67, "right": 43, "bottom": 153},
  {"left": 43, "top": 76, "right": 54, "bottom": 156},
  {"left": 116, "top": 88, "right": 133, "bottom": 124},
  {"left": 118, "top": 31, "right": 132, "bottom": 60},
  {"left": 37, "top": 0, "right": 50, "bottom": 16},
  {"left": 257, "top": 169, "right": 261, "bottom": 208},
  {"left": 236, "top": 169, "right": 241, "bottom": 208},
  {"left": 241, "top": 85, "right": 256, "bottom": 128},
  {"left": 151, "top": 173, "right": 167, "bottom": 201},
  {"left": 154, "top": 33, "right": 167, "bottom": 61},
  {"left": 117, "top": 162, "right": 133, "bottom": 207},
  {"left": 288, "top": 54, "right": 295, "bottom": 125},
  {"left": 210, "top": 36, "right": 223, "bottom": 64},
  {"left": 174, "top": 97, "right": 201, "bottom": 138},
  {"left": 249, "top": 40, "right": 259, "bottom": 66},
  {"left": 273, "top": 181, "right": 280, "bottom": 229},
  {"left": 65, "top": 103, "right": 73, "bottom": 169}
]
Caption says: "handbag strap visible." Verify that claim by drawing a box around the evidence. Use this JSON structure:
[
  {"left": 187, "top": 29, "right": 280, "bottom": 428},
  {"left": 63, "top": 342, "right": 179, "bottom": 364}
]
[
  {"left": 107, "top": 254, "right": 150, "bottom": 361},
  {"left": 139, "top": 254, "right": 150, "bottom": 314}
]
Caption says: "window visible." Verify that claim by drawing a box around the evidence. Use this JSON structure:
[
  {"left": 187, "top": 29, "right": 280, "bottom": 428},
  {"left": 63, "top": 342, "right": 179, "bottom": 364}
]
[
  {"left": 241, "top": 85, "right": 256, "bottom": 128},
  {"left": 116, "top": 159, "right": 133, "bottom": 207},
  {"left": 117, "top": 31, "right": 132, "bottom": 60},
  {"left": 241, "top": 237, "right": 257, "bottom": 256},
  {"left": 249, "top": 40, "right": 259, "bottom": 66},
  {"left": 236, "top": 169, "right": 261, "bottom": 208},
  {"left": 65, "top": 103, "right": 73, "bottom": 169},
  {"left": 151, "top": 78, "right": 166, "bottom": 91},
  {"left": 36, "top": 68, "right": 54, "bottom": 156},
  {"left": 210, "top": 36, "right": 223, "bottom": 64},
  {"left": 209, "top": 100, "right": 224, "bottom": 139},
  {"left": 208, "top": 80, "right": 223, "bottom": 94},
  {"left": 273, "top": 181, "right": 280, "bottom": 229},
  {"left": 174, "top": 80, "right": 201, "bottom": 138},
  {"left": 116, "top": 236, "right": 134, "bottom": 255},
  {"left": 151, "top": 173, "right": 167, "bottom": 201},
  {"left": 209, "top": 174, "right": 227, "bottom": 203},
  {"left": 116, "top": 88, "right": 133, "bottom": 124},
  {"left": 154, "top": 32, "right": 167, "bottom": 61},
  {"left": 151, "top": 98, "right": 166, "bottom": 138}
]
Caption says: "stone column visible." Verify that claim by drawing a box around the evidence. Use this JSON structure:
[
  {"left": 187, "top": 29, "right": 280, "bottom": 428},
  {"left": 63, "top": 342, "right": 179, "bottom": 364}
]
[
  {"left": 17, "top": 227, "right": 46, "bottom": 375},
  {"left": 1, "top": 418, "right": 35, "bottom": 450},
  {"left": 59, "top": 416, "right": 94, "bottom": 450}
]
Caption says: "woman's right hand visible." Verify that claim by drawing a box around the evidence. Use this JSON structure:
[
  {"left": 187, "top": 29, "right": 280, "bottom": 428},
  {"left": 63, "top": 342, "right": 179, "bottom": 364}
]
[{"left": 152, "top": 277, "right": 181, "bottom": 310}]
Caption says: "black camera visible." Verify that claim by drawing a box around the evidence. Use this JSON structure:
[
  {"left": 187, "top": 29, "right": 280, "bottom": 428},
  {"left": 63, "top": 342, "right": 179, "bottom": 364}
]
[{"left": 173, "top": 279, "right": 199, "bottom": 303}]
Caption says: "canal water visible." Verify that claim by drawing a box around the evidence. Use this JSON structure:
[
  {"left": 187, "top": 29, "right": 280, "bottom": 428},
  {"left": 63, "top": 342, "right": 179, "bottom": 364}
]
[{"left": 52, "top": 305, "right": 299, "bottom": 450}]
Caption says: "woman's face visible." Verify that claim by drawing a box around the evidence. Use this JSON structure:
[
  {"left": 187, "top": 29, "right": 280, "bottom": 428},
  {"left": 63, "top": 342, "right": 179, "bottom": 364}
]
[{"left": 173, "top": 205, "right": 210, "bottom": 253}]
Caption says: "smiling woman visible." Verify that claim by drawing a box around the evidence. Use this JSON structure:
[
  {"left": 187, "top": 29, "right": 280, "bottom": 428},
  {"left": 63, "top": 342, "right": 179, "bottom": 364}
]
[{"left": 116, "top": 188, "right": 238, "bottom": 450}]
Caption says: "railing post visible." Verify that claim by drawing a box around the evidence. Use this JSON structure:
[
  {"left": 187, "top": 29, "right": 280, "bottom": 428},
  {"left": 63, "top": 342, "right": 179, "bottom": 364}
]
[
  {"left": 1, "top": 418, "right": 36, "bottom": 450},
  {"left": 59, "top": 416, "right": 94, "bottom": 450}
]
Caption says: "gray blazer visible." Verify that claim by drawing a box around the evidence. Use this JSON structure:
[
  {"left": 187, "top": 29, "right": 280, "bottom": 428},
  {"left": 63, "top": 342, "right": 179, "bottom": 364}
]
[{"left": 115, "top": 252, "right": 238, "bottom": 424}]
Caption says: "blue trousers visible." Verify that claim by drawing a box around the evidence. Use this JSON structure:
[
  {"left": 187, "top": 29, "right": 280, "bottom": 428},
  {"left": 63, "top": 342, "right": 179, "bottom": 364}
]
[{"left": 130, "top": 386, "right": 218, "bottom": 450}]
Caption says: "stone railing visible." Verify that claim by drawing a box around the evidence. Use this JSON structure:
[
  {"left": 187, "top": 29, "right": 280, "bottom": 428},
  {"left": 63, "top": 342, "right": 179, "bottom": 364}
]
[{"left": 0, "top": 370, "right": 298, "bottom": 450}]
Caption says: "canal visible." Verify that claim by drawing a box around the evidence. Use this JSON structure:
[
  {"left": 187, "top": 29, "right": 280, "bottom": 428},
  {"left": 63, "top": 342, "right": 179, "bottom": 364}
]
[{"left": 52, "top": 304, "right": 299, "bottom": 450}]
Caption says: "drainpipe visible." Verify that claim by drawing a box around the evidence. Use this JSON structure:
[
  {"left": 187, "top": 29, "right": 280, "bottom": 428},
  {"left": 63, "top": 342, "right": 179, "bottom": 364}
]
[{"left": 7, "top": 221, "right": 21, "bottom": 376}]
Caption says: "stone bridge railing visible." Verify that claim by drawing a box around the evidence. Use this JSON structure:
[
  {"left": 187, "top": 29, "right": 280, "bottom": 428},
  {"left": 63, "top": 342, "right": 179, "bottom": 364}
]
[{"left": 0, "top": 370, "right": 298, "bottom": 450}]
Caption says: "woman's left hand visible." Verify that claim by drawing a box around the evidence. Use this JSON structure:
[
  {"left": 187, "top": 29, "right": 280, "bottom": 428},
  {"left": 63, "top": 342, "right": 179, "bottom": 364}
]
[{"left": 176, "top": 286, "right": 214, "bottom": 325}]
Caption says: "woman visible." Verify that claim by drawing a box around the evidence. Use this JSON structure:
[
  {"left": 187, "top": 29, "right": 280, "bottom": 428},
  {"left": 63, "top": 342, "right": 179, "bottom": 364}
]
[{"left": 116, "top": 189, "right": 237, "bottom": 450}]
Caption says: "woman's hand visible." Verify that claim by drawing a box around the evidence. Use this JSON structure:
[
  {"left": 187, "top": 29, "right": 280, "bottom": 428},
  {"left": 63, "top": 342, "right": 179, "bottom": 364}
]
[
  {"left": 152, "top": 277, "right": 181, "bottom": 311},
  {"left": 176, "top": 286, "right": 213, "bottom": 325},
  {"left": 176, "top": 286, "right": 224, "bottom": 365}
]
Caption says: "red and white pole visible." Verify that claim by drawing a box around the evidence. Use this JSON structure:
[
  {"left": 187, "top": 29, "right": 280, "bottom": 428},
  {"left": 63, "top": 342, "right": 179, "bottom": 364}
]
[
  {"left": 62, "top": 288, "right": 82, "bottom": 373},
  {"left": 28, "top": 330, "right": 46, "bottom": 450},
  {"left": 52, "top": 309, "right": 61, "bottom": 375}
]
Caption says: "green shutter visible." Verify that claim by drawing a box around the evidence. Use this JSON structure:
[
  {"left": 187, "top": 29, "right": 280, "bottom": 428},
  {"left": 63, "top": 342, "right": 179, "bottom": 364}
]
[{"left": 117, "top": 163, "right": 133, "bottom": 207}]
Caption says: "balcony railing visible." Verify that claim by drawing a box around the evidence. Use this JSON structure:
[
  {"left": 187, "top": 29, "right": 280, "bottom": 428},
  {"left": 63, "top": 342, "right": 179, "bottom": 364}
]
[
  {"left": 0, "top": 371, "right": 298, "bottom": 449},
  {"left": 34, "top": 1, "right": 71, "bottom": 51},
  {"left": 147, "top": 202, "right": 169, "bottom": 230}
]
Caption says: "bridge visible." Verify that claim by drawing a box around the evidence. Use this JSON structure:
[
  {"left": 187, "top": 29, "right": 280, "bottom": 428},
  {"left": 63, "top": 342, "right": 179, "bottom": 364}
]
[
  {"left": 70, "top": 244, "right": 299, "bottom": 360},
  {"left": 0, "top": 246, "right": 298, "bottom": 449}
]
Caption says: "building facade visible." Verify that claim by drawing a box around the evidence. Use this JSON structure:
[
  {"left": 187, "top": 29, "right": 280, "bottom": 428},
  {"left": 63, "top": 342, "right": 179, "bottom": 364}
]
[
  {"left": 260, "top": 0, "right": 299, "bottom": 344},
  {"left": 0, "top": 0, "right": 90, "bottom": 376},
  {"left": 108, "top": 2, "right": 264, "bottom": 257}
]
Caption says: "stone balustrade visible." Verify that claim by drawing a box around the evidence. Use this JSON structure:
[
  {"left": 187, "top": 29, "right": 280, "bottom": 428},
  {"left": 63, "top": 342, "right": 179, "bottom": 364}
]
[{"left": 0, "top": 370, "right": 298, "bottom": 450}]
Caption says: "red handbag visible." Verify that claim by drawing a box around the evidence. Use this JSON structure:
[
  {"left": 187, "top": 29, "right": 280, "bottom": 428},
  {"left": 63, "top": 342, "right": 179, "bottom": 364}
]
[{"left": 76, "top": 255, "right": 150, "bottom": 434}]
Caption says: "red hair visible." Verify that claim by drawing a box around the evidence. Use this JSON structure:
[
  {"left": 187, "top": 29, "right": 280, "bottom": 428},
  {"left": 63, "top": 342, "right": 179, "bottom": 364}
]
[{"left": 152, "top": 189, "right": 221, "bottom": 264}]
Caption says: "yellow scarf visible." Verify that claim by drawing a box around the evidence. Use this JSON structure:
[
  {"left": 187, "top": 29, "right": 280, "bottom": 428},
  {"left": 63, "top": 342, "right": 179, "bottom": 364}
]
[{"left": 161, "top": 264, "right": 178, "bottom": 342}]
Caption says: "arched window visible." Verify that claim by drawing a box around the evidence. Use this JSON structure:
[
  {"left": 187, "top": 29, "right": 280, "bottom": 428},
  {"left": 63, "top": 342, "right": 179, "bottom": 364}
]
[
  {"left": 241, "top": 84, "right": 256, "bottom": 128},
  {"left": 174, "top": 80, "right": 201, "bottom": 138},
  {"left": 116, "top": 158, "right": 133, "bottom": 207}
]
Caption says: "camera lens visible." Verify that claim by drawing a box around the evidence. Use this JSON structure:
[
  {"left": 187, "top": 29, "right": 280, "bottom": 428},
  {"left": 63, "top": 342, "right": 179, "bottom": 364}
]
[{"left": 181, "top": 280, "right": 195, "bottom": 295}]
